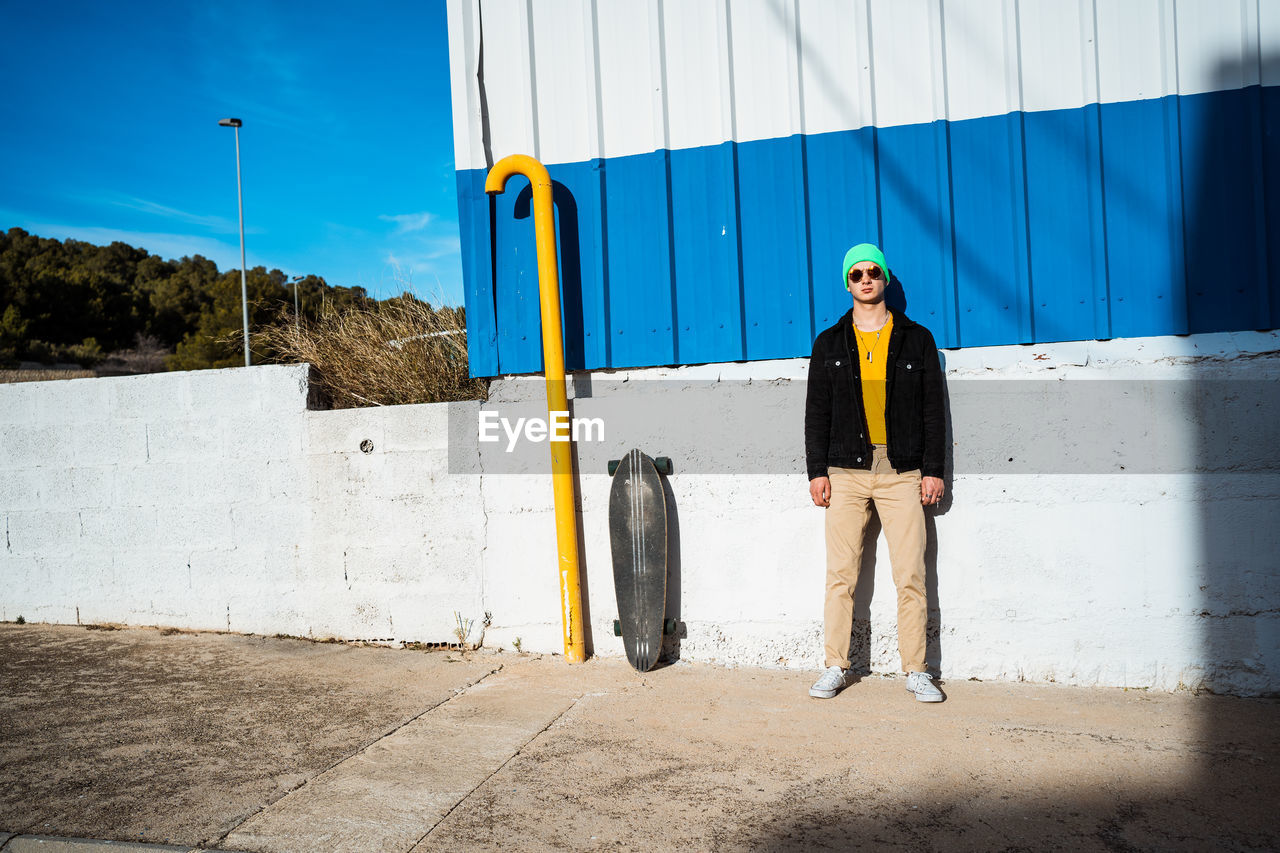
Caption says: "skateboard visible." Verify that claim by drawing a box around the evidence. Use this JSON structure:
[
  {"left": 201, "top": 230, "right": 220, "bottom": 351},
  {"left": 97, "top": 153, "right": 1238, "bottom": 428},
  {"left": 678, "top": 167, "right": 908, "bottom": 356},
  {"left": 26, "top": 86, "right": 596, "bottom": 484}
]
[{"left": 607, "top": 449, "right": 675, "bottom": 672}]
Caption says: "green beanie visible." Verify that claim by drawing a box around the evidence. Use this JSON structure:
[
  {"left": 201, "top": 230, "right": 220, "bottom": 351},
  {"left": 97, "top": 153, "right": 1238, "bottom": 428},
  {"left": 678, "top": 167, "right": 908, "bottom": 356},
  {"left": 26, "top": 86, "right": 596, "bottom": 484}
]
[{"left": 842, "top": 243, "right": 890, "bottom": 290}]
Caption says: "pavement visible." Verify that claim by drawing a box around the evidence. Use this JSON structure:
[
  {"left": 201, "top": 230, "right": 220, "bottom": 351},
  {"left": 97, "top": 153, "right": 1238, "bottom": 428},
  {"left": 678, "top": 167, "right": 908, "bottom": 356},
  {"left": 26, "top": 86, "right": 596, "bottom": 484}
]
[{"left": 1, "top": 623, "right": 1278, "bottom": 852}]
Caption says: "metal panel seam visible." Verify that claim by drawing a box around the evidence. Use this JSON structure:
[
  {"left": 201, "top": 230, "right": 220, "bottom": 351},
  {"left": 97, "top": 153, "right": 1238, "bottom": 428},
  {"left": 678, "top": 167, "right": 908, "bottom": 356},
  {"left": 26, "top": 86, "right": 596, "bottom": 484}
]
[
  {"left": 522, "top": 0, "right": 540, "bottom": 161},
  {"left": 1011, "top": 0, "right": 1035, "bottom": 342},
  {"left": 655, "top": 0, "right": 679, "bottom": 363},
  {"left": 1089, "top": 0, "right": 1113, "bottom": 339},
  {"left": 794, "top": 0, "right": 817, "bottom": 345},
  {"left": 1167, "top": 2, "right": 1191, "bottom": 332},
  {"left": 936, "top": 0, "right": 960, "bottom": 347},
  {"left": 723, "top": 0, "right": 748, "bottom": 360},
  {"left": 587, "top": 0, "right": 612, "bottom": 366}
]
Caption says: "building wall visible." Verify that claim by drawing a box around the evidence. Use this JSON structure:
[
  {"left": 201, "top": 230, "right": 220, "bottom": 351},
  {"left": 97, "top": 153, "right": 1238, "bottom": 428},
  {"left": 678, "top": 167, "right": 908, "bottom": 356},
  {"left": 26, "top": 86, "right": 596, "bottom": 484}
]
[
  {"left": 3, "top": 336, "right": 1278, "bottom": 695},
  {"left": 448, "top": 0, "right": 1280, "bottom": 376}
]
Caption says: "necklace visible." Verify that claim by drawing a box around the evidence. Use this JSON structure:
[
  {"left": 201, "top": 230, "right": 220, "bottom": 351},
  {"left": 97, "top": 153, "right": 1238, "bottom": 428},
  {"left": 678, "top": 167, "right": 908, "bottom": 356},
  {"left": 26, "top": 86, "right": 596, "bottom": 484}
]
[{"left": 853, "top": 322, "right": 886, "bottom": 363}]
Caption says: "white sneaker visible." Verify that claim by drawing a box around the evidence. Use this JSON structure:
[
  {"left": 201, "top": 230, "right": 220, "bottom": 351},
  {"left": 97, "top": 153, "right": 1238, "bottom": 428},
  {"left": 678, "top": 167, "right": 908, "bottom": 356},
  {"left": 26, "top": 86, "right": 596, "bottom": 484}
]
[
  {"left": 809, "top": 665, "right": 850, "bottom": 698},
  {"left": 906, "top": 671, "right": 943, "bottom": 703}
]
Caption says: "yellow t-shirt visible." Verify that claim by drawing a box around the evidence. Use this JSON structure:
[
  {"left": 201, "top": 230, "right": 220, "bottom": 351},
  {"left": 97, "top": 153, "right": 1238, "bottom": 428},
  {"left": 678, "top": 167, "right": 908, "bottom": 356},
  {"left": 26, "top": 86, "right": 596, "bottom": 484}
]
[{"left": 852, "top": 313, "right": 893, "bottom": 445}]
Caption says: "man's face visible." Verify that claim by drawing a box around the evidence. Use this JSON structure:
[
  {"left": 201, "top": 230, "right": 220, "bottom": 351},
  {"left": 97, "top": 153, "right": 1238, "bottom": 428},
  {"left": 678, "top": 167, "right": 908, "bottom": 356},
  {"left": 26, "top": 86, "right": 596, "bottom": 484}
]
[{"left": 847, "top": 260, "right": 886, "bottom": 305}]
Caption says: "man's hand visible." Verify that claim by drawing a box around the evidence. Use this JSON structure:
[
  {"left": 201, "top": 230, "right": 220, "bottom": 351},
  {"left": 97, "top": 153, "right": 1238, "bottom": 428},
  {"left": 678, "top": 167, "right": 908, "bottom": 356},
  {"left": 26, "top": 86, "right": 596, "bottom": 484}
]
[
  {"left": 810, "top": 476, "right": 831, "bottom": 507},
  {"left": 921, "top": 475, "right": 945, "bottom": 506}
]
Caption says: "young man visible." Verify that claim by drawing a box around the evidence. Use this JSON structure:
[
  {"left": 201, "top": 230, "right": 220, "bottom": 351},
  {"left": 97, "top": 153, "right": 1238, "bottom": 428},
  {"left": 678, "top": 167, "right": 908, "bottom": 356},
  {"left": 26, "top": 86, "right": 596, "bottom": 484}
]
[{"left": 804, "top": 243, "right": 946, "bottom": 703}]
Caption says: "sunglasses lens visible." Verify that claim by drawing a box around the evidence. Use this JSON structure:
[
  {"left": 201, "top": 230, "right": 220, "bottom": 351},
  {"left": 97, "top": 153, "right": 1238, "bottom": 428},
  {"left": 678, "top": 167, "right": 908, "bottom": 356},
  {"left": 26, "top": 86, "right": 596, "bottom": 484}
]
[{"left": 848, "top": 265, "right": 883, "bottom": 284}]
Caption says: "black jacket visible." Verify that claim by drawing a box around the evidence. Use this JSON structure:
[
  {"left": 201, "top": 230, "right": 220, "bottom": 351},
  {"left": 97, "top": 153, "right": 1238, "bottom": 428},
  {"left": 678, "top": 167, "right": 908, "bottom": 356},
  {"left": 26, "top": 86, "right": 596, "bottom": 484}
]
[{"left": 804, "top": 307, "right": 945, "bottom": 480}]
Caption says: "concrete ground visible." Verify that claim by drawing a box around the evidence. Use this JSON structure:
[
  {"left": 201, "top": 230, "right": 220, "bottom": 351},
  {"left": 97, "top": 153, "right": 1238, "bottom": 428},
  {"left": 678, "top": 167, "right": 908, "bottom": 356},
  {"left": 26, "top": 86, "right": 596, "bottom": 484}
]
[{"left": 1, "top": 624, "right": 1277, "bottom": 853}]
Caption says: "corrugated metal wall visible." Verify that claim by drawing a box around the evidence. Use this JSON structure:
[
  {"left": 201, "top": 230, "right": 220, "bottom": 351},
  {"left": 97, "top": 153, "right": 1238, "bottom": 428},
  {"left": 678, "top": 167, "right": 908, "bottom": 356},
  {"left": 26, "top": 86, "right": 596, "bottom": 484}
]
[{"left": 448, "top": 0, "right": 1279, "bottom": 377}]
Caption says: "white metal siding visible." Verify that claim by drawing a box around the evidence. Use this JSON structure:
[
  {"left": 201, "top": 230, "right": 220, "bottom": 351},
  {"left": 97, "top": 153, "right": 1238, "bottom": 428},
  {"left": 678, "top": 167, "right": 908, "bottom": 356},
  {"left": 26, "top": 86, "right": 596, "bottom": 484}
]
[{"left": 447, "top": 0, "right": 1272, "bottom": 171}]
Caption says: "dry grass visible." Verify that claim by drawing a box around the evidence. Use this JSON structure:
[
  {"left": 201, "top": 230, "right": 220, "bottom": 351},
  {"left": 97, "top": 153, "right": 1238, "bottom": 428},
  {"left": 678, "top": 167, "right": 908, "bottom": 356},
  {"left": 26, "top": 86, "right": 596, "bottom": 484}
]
[
  {"left": 252, "top": 296, "right": 487, "bottom": 408},
  {"left": 0, "top": 369, "right": 96, "bottom": 383}
]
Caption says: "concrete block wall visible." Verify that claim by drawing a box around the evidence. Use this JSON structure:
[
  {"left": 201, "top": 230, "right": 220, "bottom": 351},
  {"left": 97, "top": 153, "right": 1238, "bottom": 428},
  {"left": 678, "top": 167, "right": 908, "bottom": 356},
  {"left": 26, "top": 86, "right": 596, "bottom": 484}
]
[
  {"left": 2, "top": 365, "right": 301, "bottom": 632},
  {"left": 0, "top": 365, "right": 486, "bottom": 644},
  {"left": 299, "top": 400, "right": 485, "bottom": 642},
  {"left": 2, "top": 332, "right": 1278, "bottom": 695}
]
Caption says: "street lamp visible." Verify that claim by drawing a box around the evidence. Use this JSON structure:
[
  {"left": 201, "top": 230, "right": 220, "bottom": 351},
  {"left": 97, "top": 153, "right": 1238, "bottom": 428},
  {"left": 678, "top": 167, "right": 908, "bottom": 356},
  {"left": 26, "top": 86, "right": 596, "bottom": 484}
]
[
  {"left": 218, "top": 117, "right": 250, "bottom": 367},
  {"left": 290, "top": 275, "right": 303, "bottom": 330}
]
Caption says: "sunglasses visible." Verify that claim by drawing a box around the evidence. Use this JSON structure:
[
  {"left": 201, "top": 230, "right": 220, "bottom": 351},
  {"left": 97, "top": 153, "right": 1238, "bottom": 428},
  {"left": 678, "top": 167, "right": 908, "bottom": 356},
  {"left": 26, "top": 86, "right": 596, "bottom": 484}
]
[{"left": 847, "top": 265, "right": 884, "bottom": 284}]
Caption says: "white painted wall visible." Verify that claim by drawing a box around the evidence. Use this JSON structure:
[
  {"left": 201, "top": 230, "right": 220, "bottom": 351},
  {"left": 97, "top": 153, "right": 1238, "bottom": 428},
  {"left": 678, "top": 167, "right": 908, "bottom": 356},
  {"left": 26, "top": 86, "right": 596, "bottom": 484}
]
[
  {"left": 2, "top": 338, "right": 1278, "bottom": 695},
  {"left": 447, "top": 0, "right": 1273, "bottom": 169},
  {"left": 0, "top": 365, "right": 485, "bottom": 644}
]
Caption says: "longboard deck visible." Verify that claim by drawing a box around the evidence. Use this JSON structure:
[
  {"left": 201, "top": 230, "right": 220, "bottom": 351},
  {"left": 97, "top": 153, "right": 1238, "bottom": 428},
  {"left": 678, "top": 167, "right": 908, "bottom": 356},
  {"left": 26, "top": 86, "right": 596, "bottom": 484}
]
[{"left": 608, "top": 449, "right": 668, "bottom": 672}]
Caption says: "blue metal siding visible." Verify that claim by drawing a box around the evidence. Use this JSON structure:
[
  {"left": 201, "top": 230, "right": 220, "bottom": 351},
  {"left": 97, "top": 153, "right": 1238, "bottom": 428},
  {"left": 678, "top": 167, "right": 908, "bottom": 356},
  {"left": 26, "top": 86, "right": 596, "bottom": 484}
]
[
  {"left": 1267, "top": 85, "right": 1280, "bottom": 330},
  {"left": 670, "top": 142, "right": 744, "bottom": 365},
  {"left": 738, "top": 134, "right": 812, "bottom": 361},
  {"left": 461, "top": 86, "right": 1279, "bottom": 376},
  {"left": 603, "top": 152, "right": 677, "bottom": 369},
  {"left": 874, "top": 120, "right": 958, "bottom": 349},
  {"left": 803, "top": 128, "right": 881, "bottom": 340},
  {"left": 950, "top": 112, "right": 1034, "bottom": 347},
  {"left": 1101, "top": 95, "right": 1188, "bottom": 340},
  {"left": 1022, "top": 103, "right": 1110, "bottom": 343},
  {"left": 457, "top": 169, "right": 498, "bottom": 377},
  {"left": 1180, "top": 86, "right": 1270, "bottom": 334}
]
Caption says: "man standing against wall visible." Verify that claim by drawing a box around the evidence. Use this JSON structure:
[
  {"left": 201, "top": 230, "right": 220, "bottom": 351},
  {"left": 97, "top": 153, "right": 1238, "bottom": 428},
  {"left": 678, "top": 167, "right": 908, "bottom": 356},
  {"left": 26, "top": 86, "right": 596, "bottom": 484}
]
[{"left": 804, "top": 243, "right": 946, "bottom": 703}]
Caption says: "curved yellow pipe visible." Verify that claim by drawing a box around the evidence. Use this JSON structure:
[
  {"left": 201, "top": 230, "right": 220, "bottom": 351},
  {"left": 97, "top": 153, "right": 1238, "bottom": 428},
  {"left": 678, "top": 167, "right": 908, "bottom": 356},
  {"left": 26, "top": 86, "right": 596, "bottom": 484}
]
[{"left": 485, "top": 154, "right": 586, "bottom": 664}]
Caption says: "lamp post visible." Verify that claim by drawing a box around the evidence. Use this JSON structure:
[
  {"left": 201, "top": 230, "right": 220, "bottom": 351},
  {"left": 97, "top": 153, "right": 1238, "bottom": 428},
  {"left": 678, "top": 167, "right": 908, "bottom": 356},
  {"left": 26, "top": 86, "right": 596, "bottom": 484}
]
[
  {"left": 218, "top": 117, "right": 250, "bottom": 367},
  {"left": 290, "top": 275, "right": 302, "bottom": 330}
]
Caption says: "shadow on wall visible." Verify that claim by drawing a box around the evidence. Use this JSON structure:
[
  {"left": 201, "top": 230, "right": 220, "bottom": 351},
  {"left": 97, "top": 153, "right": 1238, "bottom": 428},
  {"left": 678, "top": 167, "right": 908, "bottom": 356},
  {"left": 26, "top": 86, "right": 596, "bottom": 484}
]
[
  {"left": 514, "top": 180, "right": 588, "bottom": 371},
  {"left": 659, "top": 471, "right": 683, "bottom": 666},
  {"left": 1189, "top": 43, "right": 1280, "bottom": 783}
]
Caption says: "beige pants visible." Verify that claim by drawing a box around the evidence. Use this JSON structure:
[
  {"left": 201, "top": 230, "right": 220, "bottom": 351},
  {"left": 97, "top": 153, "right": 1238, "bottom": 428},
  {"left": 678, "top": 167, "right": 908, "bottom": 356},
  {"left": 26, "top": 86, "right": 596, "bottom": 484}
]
[{"left": 823, "top": 447, "right": 927, "bottom": 673}]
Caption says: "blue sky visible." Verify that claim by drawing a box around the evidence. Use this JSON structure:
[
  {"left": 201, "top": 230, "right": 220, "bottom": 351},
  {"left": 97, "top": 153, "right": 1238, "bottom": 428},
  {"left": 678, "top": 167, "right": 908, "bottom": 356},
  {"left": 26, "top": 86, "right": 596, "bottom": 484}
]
[{"left": 0, "top": 0, "right": 463, "bottom": 304}]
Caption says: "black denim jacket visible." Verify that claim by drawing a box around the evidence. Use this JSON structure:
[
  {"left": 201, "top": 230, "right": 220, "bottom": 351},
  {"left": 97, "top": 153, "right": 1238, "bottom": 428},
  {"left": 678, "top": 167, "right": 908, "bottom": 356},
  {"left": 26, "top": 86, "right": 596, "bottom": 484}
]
[{"left": 804, "top": 307, "right": 945, "bottom": 480}]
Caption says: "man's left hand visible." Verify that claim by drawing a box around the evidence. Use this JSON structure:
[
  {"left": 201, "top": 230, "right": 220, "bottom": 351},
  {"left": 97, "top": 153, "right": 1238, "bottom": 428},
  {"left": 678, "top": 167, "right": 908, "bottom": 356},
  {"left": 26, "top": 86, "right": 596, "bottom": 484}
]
[{"left": 921, "top": 476, "right": 944, "bottom": 506}]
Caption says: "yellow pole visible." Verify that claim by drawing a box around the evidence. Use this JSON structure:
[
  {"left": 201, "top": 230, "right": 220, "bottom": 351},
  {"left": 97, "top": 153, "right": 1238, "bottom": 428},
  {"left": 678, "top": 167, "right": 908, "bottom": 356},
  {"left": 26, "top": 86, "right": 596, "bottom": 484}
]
[{"left": 484, "top": 154, "right": 587, "bottom": 664}]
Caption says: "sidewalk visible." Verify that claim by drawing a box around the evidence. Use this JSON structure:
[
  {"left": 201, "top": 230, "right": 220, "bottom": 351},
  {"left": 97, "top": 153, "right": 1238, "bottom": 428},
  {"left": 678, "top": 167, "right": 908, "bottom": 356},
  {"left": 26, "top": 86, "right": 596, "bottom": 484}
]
[{"left": 1, "top": 624, "right": 1277, "bottom": 852}]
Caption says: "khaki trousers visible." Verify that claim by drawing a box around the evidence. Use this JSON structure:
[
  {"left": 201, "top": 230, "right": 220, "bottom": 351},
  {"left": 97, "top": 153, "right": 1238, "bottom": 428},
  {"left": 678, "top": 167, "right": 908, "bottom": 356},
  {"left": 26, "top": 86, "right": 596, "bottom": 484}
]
[{"left": 823, "top": 447, "right": 927, "bottom": 673}]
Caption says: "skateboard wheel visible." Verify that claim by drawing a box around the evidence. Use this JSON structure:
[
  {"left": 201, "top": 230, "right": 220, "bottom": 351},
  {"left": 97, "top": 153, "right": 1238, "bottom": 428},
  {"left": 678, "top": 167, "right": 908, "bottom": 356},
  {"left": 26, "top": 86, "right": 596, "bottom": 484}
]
[
  {"left": 608, "top": 460, "right": 620, "bottom": 476},
  {"left": 663, "top": 619, "right": 679, "bottom": 636},
  {"left": 613, "top": 619, "right": 622, "bottom": 637},
  {"left": 654, "top": 456, "right": 673, "bottom": 475}
]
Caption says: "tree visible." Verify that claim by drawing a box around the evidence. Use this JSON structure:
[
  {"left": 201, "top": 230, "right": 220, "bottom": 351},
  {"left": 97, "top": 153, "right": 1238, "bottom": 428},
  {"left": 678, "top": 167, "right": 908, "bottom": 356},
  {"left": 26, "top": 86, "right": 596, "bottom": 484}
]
[
  {"left": 1, "top": 228, "right": 403, "bottom": 372},
  {"left": 0, "top": 304, "right": 28, "bottom": 366}
]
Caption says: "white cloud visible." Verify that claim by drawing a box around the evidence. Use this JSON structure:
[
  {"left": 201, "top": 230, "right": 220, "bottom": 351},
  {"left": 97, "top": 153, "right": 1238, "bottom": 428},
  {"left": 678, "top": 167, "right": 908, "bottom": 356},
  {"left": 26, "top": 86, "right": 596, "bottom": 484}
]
[
  {"left": 378, "top": 211, "right": 435, "bottom": 234},
  {"left": 109, "top": 196, "right": 243, "bottom": 234}
]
